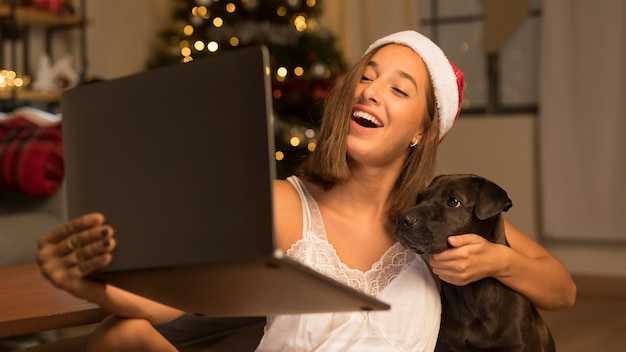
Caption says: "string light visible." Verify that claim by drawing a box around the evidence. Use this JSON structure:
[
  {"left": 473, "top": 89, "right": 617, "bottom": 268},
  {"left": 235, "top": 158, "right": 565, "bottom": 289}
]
[
  {"left": 226, "top": 3, "right": 236, "bottom": 13},
  {"left": 196, "top": 6, "right": 208, "bottom": 17},
  {"left": 207, "top": 41, "right": 219, "bottom": 52},
  {"left": 183, "top": 25, "right": 194, "bottom": 36},
  {"left": 276, "top": 67, "right": 288, "bottom": 82},
  {"left": 213, "top": 17, "right": 223, "bottom": 27},
  {"left": 194, "top": 40, "right": 205, "bottom": 51},
  {"left": 0, "top": 70, "right": 30, "bottom": 89},
  {"left": 294, "top": 14, "right": 307, "bottom": 31}
]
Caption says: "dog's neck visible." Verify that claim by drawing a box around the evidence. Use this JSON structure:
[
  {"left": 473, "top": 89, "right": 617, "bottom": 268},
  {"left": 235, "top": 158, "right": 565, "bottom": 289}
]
[{"left": 421, "top": 254, "right": 442, "bottom": 292}]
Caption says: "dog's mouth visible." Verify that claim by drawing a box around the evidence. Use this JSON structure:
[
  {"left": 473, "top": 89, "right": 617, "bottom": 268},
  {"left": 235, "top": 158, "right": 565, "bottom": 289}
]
[
  {"left": 395, "top": 225, "right": 448, "bottom": 255},
  {"left": 352, "top": 110, "right": 383, "bottom": 128},
  {"left": 395, "top": 229, "right": 427, "bottom": 254}
]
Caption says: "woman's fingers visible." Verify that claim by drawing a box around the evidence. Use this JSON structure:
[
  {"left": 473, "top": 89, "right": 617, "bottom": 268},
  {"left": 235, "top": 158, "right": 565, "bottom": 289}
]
[
  {"left": 64, "top": 234, "right": 116, "bottom": 270},
  {"left": 39, "top": 213, "right": 105, "bottom": 248},
  {"left": 37, "top": 213, "right": 114, "bottom": 283}
]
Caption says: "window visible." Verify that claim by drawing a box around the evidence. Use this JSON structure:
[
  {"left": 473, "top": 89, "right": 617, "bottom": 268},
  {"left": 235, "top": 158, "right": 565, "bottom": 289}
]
[{"left": 418, "top": 0, "right": 541, "bottom": 114}]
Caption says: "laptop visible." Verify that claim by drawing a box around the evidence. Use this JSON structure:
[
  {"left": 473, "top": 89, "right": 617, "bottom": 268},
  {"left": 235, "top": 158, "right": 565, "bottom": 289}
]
[{"left": 60, "top": 45, "right": 389, "bottom": 317}]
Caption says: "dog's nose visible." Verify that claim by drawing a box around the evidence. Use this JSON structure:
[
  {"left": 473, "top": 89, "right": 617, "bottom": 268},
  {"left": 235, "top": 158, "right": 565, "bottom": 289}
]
[{"left": 399, "top": 214, "right": 417, "bottom": 228}]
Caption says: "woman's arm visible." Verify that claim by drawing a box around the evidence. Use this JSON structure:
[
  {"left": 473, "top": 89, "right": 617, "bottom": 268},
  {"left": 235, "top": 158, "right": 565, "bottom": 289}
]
[
  {"left": 37, "top": 212, "right": 185, "bottom": 324},
  {"left": 429, "top": 219, "right": 576, "bottom": 310}
]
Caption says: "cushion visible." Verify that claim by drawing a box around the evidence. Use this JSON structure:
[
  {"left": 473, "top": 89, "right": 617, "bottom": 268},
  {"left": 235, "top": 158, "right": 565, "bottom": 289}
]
[{"left": 0, "top": 116, "right": 64, "bottom": 197}]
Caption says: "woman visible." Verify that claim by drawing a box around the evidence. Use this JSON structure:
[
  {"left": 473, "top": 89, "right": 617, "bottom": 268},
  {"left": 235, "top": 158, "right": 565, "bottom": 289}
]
[{"left": 37, "top": 31, "right": 576, "bottom": 351}]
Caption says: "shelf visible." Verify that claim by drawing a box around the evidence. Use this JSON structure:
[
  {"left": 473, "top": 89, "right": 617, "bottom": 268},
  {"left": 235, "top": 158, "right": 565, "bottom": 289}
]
[
  {"left": 0, "top": 89, "right": 60, "bottom": 102},
  {"left": 0, "top": 4, "right": 83, "bottom": 27},
  {"left": 0, "top": 1, "right": 86, "bottom": 108}
]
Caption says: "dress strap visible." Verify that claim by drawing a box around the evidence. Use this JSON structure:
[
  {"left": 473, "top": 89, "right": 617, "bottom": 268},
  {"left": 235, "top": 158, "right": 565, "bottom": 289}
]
[{"left": 287, "top": 176, "right": 312, "bottom": 234}]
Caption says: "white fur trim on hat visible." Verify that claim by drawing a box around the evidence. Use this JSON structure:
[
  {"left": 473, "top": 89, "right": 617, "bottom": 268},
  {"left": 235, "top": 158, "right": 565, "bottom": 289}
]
[{"left": 364, "top": 30, "right": 460, "bottom": 140}]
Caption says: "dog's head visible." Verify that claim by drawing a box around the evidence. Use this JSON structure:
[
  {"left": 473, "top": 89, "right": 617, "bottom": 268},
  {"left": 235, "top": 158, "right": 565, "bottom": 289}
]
[{"left": 395, "top": 174, "right": 512, "bottom": 254}]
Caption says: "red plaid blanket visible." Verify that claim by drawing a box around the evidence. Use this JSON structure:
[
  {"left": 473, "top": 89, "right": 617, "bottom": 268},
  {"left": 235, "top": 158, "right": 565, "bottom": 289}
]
[{"left": 0, "top": 116, "right": 64, "bottom": 196}]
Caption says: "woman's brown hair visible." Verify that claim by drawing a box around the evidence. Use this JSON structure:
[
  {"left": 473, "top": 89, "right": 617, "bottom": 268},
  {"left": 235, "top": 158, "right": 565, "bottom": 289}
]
[{"left": 300, "top": 44, "right": 440, "bottom": 221}]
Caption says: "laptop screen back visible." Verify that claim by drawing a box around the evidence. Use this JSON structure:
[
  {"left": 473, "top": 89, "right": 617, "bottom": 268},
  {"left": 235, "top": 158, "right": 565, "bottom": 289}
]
[{"left": 61, "top": 45, "right": 277, "bottom": 272}]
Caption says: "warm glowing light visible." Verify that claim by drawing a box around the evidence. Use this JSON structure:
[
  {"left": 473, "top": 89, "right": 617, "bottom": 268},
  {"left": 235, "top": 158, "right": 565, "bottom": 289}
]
[
  {"left": 275, "top": 151, "right": 284, "bottom": 161},
  {"left": 14, "top": 77, "right": 23, "bottom": 87},
  {"left": 181, "top": 47, "right": 192, "bottom": 57},
  {"left": 183, "top": 56, "right": 193, "bottom": 63},
  {"left": 306, "top": 0, "right": 316, "bottom": 7},
  {"left": 290, "top": 137, "right": 300, "bottom": 147},
  {"left": 183, "top": 25, "right": 194, "bottom": 36},
  {"left": 277, "top": 6, "right": 287, "bottom": 17},
  {"left": 273, "top": 89, "right": 282, "bottom": 99},
  {"left": 294, "top": 15, "right": 307, "bottom": 31},
  {"left": 277, "top": 67, "right": 288, "bottom": 78},
  {"left": 265, "top": 66, "right": 270, "bottom": 76},
  {"left": 307, "top": 141, "right": 316, "bottom": 152},
  {"left": 197, "top": 6, "right": 208, "bottom": 17},
  {"left": 179, "top": 40, "right": 189, "bottom": 48},
  {"left": 226, "top": 3, "right": 236, "bottom": 13},
  {"left": 305, "top": 129, "right": 315, "bottom": 138},
  {"left": 194, "top": 40, "right": 205, "bottom": 51},
  {"left": 229, "top": 37, "right": 240, "bottom": 46},
  {"left": 207, "top": 41, "right": 219, "bottom": 52},
  {"left": 294, "top": 66, "right": 304, "bottom": 76},
  {"left": 213, "top": 17, "right": 223, "bottom": 27}
]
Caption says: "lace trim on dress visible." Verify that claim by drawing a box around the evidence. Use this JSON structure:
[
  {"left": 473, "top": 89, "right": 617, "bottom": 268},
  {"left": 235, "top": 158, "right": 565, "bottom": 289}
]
[{"left": 285, "top": 176, "right": 417, "bottom": 296}]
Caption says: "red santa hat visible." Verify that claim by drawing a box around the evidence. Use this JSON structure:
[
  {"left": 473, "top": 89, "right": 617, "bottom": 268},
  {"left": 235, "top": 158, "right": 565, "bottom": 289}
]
[{"left": 364, "top": 30, "right": 465, "bottom": 141}]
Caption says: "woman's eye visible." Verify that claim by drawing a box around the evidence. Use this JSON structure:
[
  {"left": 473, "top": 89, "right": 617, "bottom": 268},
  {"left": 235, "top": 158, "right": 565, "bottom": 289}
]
[
  {"left": 447, "top": 196, "right": 461, "bottom": 208},
  {"left": 393, "top": 87, "right": 408, "bottom": 97},
  {"left": 360, "top": 75, "right": 372, "bottom": 82}
]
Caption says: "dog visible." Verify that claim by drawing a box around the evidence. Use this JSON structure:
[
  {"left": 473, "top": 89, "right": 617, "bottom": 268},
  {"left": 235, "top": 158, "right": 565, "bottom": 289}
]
[{"left": 395, "top": 174, "right": 555, "bottom": 352}]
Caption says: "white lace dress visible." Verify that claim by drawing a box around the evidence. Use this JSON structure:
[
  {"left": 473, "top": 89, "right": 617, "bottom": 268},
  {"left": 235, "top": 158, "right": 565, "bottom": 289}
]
[{"left": 255, "top": 176, "right": 441, "bottom": 351}]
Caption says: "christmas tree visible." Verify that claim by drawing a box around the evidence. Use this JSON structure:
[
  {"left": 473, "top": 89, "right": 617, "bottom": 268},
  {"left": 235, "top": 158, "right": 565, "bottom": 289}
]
[{"left": 148, "top": 0, "right": 347, "bottom": 178}]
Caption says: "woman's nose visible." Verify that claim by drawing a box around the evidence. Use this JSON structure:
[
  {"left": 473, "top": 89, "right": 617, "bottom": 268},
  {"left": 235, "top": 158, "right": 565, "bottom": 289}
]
[{"left": 361, "top": 83, "right": 381, "bottom": 104}]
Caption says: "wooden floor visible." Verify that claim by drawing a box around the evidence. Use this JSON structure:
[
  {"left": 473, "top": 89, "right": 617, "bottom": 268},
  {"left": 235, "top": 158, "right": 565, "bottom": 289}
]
[
  {"left": 540, "top": 275, "right": 626, "bottom": 352},
  {"left": 7, "top": 275, "right": 626, "bottom": 351},
  {"left": 191, "top": 275, "right": 626, "bottom": 351}
]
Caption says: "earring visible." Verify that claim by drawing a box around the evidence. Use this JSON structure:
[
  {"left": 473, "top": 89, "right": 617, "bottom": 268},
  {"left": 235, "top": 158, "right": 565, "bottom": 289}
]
[{"left": 410, "top": 140, "right": 418, "bottom": 148}]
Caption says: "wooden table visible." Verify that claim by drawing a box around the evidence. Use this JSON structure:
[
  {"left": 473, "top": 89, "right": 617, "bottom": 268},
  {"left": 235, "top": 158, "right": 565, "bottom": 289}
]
[{"left": 0, "top": 262, "right": 107, "bottom": 338}]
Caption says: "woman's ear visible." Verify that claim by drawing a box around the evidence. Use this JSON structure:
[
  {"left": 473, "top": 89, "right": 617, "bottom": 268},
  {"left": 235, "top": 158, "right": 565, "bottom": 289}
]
[{"left": 410, "top": 132, "right": 422, "bottom": 148}]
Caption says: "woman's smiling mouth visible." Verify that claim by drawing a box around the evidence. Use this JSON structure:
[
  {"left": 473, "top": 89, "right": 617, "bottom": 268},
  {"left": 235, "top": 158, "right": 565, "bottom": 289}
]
[{"left": 352, "top": 110, "right": 383, "bottom": 128}]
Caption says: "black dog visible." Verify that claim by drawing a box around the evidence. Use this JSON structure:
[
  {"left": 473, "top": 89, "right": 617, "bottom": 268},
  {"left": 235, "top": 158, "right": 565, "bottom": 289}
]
[{"left": 395, "top": 174, "right": 555, "bottom": 352}]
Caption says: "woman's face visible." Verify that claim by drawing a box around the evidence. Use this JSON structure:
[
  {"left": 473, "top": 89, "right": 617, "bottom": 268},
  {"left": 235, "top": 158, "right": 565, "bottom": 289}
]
[{"left": 347, "top": 44, "right": 430, "bottom": 169}]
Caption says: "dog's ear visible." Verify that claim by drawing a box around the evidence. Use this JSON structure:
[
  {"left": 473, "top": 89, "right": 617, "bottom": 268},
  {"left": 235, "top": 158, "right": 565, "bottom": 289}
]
[{"left": 475, "top": 179, "right": 513, "bottom": 220}]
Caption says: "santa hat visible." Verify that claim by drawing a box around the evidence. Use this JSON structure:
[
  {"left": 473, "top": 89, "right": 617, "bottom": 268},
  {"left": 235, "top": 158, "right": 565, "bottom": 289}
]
[{"left": 364, "top": 30, "right": 465, "bottom": 141}]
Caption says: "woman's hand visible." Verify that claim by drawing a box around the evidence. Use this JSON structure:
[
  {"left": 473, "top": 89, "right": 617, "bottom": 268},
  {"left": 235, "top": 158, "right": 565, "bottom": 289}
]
[
  {"left": 429, "top": 226, "right": 576, "bottom": 310},
  {"left": 37, "top": 213, "right": 116, "bottom": 302},
  {"left": 428, "top": 234, "right": 508, "bottom": 286}
]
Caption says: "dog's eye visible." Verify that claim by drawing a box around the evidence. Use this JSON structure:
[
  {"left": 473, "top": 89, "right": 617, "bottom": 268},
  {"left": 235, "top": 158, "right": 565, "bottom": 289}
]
[{"left": 447, "top": 196, "right": 461, "bottom": 208}]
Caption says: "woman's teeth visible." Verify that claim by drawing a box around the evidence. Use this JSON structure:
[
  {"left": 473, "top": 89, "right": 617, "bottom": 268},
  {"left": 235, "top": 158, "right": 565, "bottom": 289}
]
[{"left": 352, "top": 110, "right": 382, "bottom": 128}]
